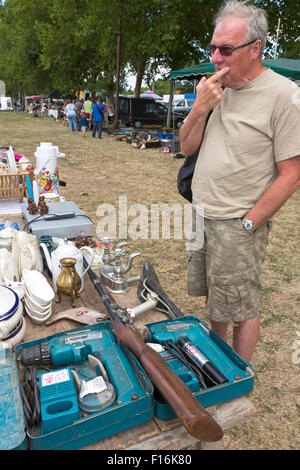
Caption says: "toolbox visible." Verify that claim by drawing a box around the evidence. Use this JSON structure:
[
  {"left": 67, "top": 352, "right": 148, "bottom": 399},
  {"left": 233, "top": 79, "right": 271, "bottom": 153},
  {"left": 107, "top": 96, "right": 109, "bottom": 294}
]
[
  {"left": 0, "top": 348, "right": 27, "bottom": 450},
  {"left": 146, "top": 315, "right": 255, "bottom": 421},
  {"left": 3, "top": 321, "right": 154, "bottom": 450}
]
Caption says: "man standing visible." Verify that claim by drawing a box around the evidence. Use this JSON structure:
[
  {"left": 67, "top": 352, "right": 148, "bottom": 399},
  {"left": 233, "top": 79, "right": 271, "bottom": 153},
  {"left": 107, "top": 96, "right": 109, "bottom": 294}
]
[
  {"left": 90, "top": 96, "right": 104, "bottom": 139},
  {"left": 75, "top": 97, "right": 83, "bottom": 130},
  {"left": 180, "top": 0, "right": 300, "bottom": 362},
  {"left": 84, "top": 94, "right": 93, "bottom": 130}
]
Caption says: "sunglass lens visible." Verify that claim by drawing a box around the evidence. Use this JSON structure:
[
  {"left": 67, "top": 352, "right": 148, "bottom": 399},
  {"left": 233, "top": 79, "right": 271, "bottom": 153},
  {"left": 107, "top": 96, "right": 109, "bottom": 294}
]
[
  {"left": 208, "top": 45, "right": 233, "bottom": 56},
  {"left": 219, "top": 47, "right": 233, "bottom": 56}
]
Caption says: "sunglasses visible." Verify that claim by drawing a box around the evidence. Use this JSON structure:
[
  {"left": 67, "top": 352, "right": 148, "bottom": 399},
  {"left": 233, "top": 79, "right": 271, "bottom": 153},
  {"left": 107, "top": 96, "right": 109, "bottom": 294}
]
[{"left": 208, "top": 39, "right": 257, "bottom": 56}]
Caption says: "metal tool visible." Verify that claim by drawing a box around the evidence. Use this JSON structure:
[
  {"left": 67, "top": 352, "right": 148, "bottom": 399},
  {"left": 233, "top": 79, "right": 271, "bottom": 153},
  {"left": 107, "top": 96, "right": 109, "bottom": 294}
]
[{"left": 98, "top": 239, "right": 141, "bottom": 294}]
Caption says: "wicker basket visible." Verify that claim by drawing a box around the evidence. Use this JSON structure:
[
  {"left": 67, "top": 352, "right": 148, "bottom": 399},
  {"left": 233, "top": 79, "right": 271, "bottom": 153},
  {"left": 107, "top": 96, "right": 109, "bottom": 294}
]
[{"left": 0, "top": 169, "right": 29, "bottom": 202}]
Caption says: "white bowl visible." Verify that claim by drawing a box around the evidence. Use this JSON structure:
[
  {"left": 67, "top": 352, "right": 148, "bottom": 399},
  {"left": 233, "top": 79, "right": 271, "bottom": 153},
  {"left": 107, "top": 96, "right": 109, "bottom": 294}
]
[
  {"left": 22, "top": 270, "right": 55, "bottom": 305},
  {"left": 25, "top": 307, "right": 52, "bottom": 325},
  {"left": 24, "top": 286, "right": 51, "bottom": 312},
  {"left": 1, "top": 280, "right": 24, "bottom": 300},
  {"left": 0, "top": 302, "right": 23, "bottom": 340},
  {"left": 0, "top": 285, "right": 19, "bottom": 320},
  {"left": 0, "top": 317, "right": 26, "bottom": 349},
  {"left": 24, "top": 297, "right": 52, "bottom": 319}
]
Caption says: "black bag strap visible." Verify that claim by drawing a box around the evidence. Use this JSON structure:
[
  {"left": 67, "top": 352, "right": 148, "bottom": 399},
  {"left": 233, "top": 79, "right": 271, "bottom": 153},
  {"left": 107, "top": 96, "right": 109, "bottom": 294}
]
[{"left": 95, "top": 103, "right": 104, "bottom": 117}]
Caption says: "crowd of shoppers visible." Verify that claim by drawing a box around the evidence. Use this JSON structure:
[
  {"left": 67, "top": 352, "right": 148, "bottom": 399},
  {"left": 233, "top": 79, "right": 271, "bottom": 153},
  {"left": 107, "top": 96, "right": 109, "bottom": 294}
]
[{"left": 62, "top": 94, "right": 110, "bottom": 137}]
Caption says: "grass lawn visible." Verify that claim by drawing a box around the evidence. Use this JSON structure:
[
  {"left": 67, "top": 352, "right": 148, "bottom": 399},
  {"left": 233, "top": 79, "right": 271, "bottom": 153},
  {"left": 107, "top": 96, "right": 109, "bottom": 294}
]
[{"left": 1, "top": 111, "right": 299, "bottom": 449}]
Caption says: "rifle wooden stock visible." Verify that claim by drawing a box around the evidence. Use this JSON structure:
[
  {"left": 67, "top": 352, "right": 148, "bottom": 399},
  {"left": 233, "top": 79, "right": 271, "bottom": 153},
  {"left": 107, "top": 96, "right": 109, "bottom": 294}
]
[{"left": 87, "top": 265, "right": 223, "bottom": 442}]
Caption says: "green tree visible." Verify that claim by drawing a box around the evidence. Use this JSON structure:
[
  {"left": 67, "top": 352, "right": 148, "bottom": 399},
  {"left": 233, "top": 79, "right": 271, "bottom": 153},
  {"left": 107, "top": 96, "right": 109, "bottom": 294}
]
[{"left": 0, "top": 0, "right": 52, "bottom": 98}]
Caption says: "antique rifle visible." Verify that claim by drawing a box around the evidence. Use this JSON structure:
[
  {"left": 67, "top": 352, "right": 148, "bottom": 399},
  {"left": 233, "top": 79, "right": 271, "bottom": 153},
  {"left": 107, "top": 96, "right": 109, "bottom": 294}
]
[{"left": 85, "top": 261, "right": 223, "bottom": 442}]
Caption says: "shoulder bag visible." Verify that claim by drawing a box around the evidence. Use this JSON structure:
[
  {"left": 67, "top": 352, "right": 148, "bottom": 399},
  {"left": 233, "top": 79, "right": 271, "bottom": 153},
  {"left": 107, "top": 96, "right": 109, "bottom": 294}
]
[{"left": 177, "top": 110, "right": 212, "bottom": 203}]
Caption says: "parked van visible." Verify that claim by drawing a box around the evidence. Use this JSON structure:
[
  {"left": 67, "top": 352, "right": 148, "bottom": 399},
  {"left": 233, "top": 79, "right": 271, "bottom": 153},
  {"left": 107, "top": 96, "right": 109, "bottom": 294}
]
[
  {"left": 172, "top": 98, "right": 195, "bottom": 114},
  {"left": 118, "top": 97, "right": 186, "bottom": 129}
]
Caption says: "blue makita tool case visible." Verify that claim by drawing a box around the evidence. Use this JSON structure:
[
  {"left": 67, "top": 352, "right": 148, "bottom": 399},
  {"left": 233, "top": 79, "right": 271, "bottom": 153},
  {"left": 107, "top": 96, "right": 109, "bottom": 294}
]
[
  {"left": 9, "top": 322, "right": 154, "bottom": 450},
  {"left": 146, "top": 315, "right": 255, "bottom": 420}
]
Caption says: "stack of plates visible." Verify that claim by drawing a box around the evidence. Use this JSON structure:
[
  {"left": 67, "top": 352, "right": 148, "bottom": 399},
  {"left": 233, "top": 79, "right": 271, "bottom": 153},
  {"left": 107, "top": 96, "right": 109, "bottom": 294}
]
[
  {"left": 22, "top": 270, "right": 55, "bottom": 324},
  {"left": 0, "top": 285, "right": 26, "bottom": 349}
]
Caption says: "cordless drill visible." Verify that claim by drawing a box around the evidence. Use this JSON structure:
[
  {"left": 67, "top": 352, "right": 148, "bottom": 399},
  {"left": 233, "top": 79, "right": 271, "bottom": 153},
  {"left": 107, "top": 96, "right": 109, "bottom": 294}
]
[{"left": 18, "top": 331, "right": 105, "bottom": 367}]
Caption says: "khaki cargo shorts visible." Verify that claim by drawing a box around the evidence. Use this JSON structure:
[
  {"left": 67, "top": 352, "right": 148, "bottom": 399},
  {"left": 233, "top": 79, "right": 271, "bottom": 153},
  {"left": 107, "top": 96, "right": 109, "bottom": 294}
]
[{"left": 187, "top": 215, "right": 270, "bottom": 323}]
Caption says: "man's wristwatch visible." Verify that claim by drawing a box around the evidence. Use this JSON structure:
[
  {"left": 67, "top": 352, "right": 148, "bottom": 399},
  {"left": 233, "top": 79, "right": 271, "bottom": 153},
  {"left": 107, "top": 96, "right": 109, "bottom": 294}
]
[{"left": 241, "top": 217, "right": 255, "bottom": 232}]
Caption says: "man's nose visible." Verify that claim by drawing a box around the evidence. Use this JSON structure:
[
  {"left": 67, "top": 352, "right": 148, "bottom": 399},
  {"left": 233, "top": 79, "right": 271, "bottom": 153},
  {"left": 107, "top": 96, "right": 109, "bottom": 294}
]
[{"left": 211, "top": 49, "right": 224, "bottom": 65}]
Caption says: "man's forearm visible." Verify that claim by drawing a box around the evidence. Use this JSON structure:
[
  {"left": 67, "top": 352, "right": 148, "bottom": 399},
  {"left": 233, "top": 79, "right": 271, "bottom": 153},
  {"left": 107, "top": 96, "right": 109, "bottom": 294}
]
[
  {"left": 180, "top": 68, "right": 229, "bottom": 156},
  {"left": 180, "top": 110, "right": 208, "bottom": 155},
  {"left": 245, "top": 165, "right": 300, "bottom": 228}
]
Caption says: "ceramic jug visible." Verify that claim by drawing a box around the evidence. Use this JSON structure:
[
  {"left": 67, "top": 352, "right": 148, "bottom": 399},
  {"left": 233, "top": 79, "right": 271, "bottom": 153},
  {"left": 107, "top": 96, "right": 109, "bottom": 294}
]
[
  {"left": 0, "top": 226, "right": 17, "bottom": 250},
  {"left": 0, "top": 248, "right": 19, "bottom": 282},
  {"left": 13, "top": 231, "right": 44, "bottom": 278},
  {"left": 40, "top": 238, "right": 94, "bottom": 293}
]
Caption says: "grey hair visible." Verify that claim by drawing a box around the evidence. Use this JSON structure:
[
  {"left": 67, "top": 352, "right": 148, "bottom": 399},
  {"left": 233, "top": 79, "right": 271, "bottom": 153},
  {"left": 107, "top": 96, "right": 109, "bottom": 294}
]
[{"left": 214, "top": 0, "right": 268, "bottom": 54}]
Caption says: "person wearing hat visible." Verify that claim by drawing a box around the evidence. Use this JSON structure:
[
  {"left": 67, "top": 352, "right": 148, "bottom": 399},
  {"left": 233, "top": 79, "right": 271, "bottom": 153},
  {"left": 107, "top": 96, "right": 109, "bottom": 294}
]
[{"left": 80, "top": 111, "right": 88, "bottom": 137}]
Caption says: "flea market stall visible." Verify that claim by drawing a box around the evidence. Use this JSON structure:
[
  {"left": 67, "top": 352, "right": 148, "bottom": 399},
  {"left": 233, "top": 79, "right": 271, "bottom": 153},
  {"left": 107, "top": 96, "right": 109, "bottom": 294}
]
[{"left": 0, "top": 142, "right": 256, "bottom": 451}]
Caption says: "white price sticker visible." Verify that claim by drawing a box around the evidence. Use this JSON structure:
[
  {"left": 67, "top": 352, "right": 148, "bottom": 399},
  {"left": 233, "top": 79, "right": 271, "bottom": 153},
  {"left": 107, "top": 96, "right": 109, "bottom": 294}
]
[
  {"left": 41, "top": 368, "right": 70, "bottom": 387},
  {"left": 79, "top": 376, "right": 108, "bottom": 399}
]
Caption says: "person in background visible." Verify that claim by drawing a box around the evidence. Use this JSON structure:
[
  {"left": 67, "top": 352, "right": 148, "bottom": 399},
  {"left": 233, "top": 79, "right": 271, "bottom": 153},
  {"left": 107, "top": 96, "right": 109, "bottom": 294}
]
[
  {"left": 101, "top": 98, "right": 109, "bottom": 130},
  {"left": 180, "top": 0, "right": 300, "bottom": 362},
  {"left": 80, "top": 111, "right": 88, "bottom": 137},
  {"left": 62, "top": 101, "right": 67, "bottom": 127},
  {"left": 75, "top": 97, "right": 83, "bottom": 130},
  {"left": 90, "top": 96, "right": 104, "bottom": 139},
  {"left": 84, "top": 94, "right": 93, "bottom": 130},
  {"left": 65, "top": 99, "right": 78, "bottom": 131}
]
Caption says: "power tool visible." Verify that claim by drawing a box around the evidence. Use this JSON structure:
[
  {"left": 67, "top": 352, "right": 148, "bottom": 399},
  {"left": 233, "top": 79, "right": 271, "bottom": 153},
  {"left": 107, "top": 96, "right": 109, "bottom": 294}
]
[{"left": 18, "top": 327, "right": 146, "bottom": 414}]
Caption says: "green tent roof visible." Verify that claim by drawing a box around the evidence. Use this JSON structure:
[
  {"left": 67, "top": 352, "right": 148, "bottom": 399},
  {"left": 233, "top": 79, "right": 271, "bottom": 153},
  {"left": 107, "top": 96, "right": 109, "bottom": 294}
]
[
  {"left": 169, "top": 58, "right": 300, "bottom": 81},
  {"left": 42, "top": 90, "right": 75, "bottom": 100}
]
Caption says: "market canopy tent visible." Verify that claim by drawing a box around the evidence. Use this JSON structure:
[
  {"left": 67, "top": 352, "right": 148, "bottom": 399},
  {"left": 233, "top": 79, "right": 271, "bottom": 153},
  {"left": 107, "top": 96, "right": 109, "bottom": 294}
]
[{"left": 169, "top": 58, "right": 300, "bottom": 81}]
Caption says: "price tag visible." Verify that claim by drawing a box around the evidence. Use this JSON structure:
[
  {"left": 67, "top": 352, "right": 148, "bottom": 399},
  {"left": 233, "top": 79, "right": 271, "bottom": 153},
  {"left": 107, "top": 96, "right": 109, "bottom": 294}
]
[
  {"left": 79, "top": 376, "right": 108, "bottom": 399},
  {"left": 41, "top": 368, "right": 70, "bottom": 387}
]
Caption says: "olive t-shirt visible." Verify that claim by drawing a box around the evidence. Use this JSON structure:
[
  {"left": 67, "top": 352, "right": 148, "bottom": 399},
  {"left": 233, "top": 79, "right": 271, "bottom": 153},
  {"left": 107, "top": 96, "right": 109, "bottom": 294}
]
[{"left": 191, "top": 68, "right": 300, "bottom": 219}]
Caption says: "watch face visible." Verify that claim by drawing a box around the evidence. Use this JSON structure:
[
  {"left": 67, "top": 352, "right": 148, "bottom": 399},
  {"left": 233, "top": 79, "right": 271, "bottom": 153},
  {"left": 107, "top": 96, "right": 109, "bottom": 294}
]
[{"left": 243, "top": 219, "right": 254, "bottom": 231}]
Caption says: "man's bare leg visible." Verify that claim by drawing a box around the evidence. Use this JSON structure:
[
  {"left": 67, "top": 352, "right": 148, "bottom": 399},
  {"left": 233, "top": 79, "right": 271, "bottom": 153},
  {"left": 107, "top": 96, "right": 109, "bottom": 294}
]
[
  {"left": 210, "top": 320, "right": 229, "bottom": 343},
  {"left": 232, "top": 316, "right": 260, "bottom": 362},
  {"left": 210, "top": 317, "right": 260, "bottom": 362}
]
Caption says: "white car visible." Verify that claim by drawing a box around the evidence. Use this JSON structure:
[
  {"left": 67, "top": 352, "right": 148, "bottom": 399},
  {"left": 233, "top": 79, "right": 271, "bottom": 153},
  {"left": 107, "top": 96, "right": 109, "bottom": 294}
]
[{"left": 172, "top": 98, "right": 195, "bottom": 114}]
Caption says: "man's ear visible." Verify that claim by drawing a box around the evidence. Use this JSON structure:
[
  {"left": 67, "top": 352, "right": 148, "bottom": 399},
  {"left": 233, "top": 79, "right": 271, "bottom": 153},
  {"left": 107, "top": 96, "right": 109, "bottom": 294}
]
[{"left": 252, "top": 39, "right": 262, "bottom": 59}]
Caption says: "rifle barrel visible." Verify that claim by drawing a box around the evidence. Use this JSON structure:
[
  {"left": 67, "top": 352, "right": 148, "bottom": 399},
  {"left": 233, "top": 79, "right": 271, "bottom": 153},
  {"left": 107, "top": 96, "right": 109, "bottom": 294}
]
[{"left": 86, "top": 263, "right": 223, "bottom": 442}]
